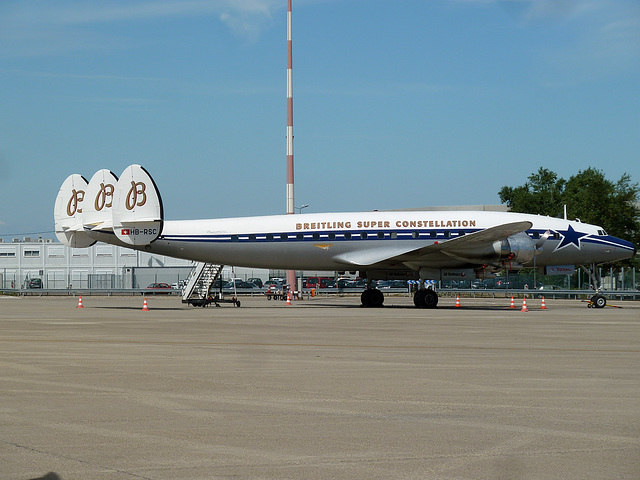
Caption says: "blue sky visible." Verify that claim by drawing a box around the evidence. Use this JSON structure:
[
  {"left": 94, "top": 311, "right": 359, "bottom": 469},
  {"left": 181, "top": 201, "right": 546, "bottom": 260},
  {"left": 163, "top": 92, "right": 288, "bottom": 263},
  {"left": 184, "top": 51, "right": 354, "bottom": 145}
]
[{"left": 1, "top": 0, "right": 639, "bottom": 240}]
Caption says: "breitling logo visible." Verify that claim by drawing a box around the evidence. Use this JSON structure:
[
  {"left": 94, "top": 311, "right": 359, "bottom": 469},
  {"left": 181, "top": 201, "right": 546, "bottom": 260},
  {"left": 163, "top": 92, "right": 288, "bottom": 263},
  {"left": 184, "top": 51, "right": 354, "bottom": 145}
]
[
  {"left": 313, "top": 243, "right": 333, "bottom": 250},
  {"left": 296, "top": 218, "right": 477, "bottom": 231}
]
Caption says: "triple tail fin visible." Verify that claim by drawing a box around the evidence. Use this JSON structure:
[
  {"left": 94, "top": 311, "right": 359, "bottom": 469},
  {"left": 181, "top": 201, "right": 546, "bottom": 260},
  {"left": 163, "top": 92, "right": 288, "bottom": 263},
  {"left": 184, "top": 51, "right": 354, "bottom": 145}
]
[{"left": 54, "top": 165, "right": 163, "bottom": 248}]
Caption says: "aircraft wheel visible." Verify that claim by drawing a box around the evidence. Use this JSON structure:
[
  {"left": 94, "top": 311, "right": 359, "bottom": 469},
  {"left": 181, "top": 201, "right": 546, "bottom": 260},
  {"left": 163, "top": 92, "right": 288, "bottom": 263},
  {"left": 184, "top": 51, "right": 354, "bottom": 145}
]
[
  {"left": 591, "top": 294, "right": 606, "bottom": 309},
  {"left": 361, "top": 289, "right": 372, "bottom": 306},
  {"left": 235, "top": 300, "right": 241, "bottom": 307},
  {"left": 413, "top": 289, "right": 438, "bottom": 308},
  {"left": 361, "top": 289, "right": 384, "bottom": 307},
  {"left": 370, "top": 289, "right": 384, "bottom": 307},
  {"left": 423, "top": 289, "right": 438, "bottom": 308},
  {"left": 413, "top": 289, "right": 426, "bottom": 308}
]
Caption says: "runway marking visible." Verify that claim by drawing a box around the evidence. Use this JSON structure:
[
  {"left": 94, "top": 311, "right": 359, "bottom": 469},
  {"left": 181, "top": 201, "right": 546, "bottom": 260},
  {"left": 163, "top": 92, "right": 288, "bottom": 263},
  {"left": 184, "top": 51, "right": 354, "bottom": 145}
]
[{"left": 1, "top": 338, "right": 639, "bottom": 353}]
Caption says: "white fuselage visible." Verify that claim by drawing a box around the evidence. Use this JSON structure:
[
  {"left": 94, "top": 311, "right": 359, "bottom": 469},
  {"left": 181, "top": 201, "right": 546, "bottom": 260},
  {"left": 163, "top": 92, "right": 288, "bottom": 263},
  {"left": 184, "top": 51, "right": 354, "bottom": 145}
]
[{"left": 96, "top": 210, "right": 634, "bottom": 276}]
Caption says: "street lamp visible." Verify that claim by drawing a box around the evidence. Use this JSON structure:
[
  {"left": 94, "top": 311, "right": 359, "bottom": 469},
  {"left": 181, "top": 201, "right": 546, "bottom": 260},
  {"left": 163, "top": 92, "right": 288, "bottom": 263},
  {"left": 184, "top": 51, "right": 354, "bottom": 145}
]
[{"left": 295, "top": 204, "right": 309, "bottom": 214}]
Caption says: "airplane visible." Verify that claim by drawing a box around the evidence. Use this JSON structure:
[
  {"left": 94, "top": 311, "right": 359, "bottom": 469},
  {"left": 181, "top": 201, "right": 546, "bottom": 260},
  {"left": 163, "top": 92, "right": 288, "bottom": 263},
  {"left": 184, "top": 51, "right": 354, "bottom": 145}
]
[{"left": 54, "top": 165, "right": 636, "bottom": 309}]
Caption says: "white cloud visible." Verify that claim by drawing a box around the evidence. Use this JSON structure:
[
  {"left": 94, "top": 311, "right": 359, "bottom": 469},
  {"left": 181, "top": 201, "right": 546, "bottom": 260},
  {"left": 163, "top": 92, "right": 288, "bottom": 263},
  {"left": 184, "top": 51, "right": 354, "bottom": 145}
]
[
  {"left": 538, "top": 2, "right": 640, "bottom": 84},
  {"left": 486, "top": 0, "right": 640, "bottom": 84},
  {"left": 0, "top": 0, "right": 285, "bottom": 57}
]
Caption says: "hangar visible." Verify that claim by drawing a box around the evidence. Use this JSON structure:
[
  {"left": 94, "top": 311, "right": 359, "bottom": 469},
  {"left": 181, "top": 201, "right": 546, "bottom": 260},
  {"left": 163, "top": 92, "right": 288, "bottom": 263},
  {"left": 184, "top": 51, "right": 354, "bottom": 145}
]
[{"left": 0, "top": 237, "right": 269, "bottom": 291}]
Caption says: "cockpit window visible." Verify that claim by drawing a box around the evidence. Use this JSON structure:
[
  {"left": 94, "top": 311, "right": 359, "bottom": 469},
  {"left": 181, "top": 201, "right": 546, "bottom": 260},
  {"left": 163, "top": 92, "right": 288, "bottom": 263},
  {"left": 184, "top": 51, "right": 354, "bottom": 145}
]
[{"left": 598, "top": 229, "right": 607, "bottom": 236}]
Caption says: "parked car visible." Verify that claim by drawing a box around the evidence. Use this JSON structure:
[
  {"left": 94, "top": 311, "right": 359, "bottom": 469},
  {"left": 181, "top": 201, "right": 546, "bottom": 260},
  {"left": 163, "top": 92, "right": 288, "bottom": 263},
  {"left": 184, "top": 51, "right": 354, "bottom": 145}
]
[
  {"left": 377, "top": 280, "right": 408, "bottom": 289},
  {"left": 304, "top": 277, "right": 333, "bottom": 289},
  {"left": 247, "top": 277, "right": 263, "bottom": 288},
  {"left": 492, "top": 277, "right": 540, "bottom": 289},
  {"left": 27, "top": 278, "right": 43, "bottom": 289},
  {"left": 223, "top": 281, "right": 259, "bottom": 290},
  {"left": 147, "top": 282, "right": 172, "bottom": 294},
  {"left": 264, "top": 281, "right": 284, "bottom": 293},
  {"left": 471, "top": 279, "right": 491, "bottom": 289}
]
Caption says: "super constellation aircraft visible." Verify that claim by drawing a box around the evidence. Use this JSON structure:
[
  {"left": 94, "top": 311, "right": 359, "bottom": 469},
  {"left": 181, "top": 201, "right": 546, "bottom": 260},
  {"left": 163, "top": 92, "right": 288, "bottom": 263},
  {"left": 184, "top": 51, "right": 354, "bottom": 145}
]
[{"left": 55, "top": 165, "right": 636, "bottom": 309}]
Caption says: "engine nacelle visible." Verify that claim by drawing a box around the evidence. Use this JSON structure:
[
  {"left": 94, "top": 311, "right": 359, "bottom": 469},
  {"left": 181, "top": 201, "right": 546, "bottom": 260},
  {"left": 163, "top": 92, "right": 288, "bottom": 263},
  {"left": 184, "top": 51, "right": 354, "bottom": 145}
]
[{"left": 499, "top": 232, "right": 537, "bottom": 266}]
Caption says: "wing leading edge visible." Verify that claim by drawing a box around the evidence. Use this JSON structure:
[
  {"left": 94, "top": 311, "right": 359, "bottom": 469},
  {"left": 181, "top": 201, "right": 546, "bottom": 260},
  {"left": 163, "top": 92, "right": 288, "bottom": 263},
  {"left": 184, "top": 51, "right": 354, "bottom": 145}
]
[{"left": 332, "top": 221, "right": 533, "bottom": 267}]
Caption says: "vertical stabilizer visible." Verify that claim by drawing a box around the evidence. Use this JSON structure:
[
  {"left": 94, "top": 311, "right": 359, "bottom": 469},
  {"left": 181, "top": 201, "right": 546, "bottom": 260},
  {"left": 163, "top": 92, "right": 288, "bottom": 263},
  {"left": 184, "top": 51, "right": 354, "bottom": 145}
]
[
  {"left": 83, "top": 169, "right": 119, "bottom": 233},
  {"left": 112, "top": 165, "right": 163, "bottom": 246},
  {"left": 54, "top": 174, "right": 97, "bottom": 248}
]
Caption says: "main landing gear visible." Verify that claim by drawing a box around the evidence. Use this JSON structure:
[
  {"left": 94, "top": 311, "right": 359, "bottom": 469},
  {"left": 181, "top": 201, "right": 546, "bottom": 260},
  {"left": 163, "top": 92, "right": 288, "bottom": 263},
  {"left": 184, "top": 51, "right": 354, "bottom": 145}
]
[
  {"left": 361, "top": 288, "right": 384, "bottom": 307},
  {"left": 413, "top": 288, "right": 438, "bottom": 308},
  {"left": 360, "top": 286, "right": 440, "bottom": 308}
]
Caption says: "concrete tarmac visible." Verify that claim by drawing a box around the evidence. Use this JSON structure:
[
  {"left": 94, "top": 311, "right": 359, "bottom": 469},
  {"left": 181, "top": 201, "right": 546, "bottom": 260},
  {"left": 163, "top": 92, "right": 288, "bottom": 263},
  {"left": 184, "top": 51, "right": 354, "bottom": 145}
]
[{"left": 1, "top": 294, "right": 639, "bottom": 480}]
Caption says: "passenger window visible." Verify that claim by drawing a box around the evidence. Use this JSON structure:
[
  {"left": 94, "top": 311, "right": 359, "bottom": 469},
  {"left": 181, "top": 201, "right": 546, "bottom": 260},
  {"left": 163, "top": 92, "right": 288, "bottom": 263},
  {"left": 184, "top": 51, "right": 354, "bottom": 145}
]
[{"left": 377, "top": 232, "right": 385, "bottom": 239}]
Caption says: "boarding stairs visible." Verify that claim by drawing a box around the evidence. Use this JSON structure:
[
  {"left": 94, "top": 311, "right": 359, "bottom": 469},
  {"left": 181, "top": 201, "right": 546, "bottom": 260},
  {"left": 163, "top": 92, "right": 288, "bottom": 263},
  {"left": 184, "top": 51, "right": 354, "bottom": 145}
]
[{"left": 182, "top": 263, "right": 224, "bottom": 306}]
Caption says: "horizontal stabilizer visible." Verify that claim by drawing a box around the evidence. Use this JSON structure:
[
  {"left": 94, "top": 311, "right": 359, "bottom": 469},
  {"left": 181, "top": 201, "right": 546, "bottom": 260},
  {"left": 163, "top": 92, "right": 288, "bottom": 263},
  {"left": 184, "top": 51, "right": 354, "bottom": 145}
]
[
  {"left": 112, "top": 165, "right": 164, "bottom": 245},
  {"left": 54, "top": 174, "right": 97, "bottom": 248}
]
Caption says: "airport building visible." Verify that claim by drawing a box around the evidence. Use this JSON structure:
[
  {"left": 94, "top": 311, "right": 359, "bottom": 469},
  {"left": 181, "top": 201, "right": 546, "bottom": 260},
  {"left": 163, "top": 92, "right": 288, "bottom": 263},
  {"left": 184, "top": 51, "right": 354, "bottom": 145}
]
[{"left": 0, "top": 238, "right": 270, "bottom": 291}]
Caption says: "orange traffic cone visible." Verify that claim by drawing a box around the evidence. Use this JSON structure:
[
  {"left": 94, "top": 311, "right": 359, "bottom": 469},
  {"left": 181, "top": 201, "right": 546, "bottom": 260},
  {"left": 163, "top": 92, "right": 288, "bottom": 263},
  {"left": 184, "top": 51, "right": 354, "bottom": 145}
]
[
  {"left": 286, "top": 293, "right": 292, "bottom": 305},
  {"left": 521, "top": 297, "right": 528, "bottom": 312},
  {"left": 77, "top": 296, "right": 84, "bottom": 309},
  {"left": 455, "top": 294, "right": 461, "bottom": 307},
  {"left": 510, "top": 296, "right": 515, "bottom": 309},
  {"left": 541, "top": 296, "right": 548, "bottom": 310},
  {"left": 142, "top": 297, "right": 150, "bottom": 311}
]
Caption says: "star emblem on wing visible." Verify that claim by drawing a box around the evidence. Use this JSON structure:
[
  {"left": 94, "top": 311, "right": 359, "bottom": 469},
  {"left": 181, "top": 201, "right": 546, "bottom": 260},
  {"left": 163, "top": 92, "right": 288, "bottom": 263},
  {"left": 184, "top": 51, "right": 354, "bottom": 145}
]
[{"left": 554, "top": 225, "right": 590, "bottom": 251}]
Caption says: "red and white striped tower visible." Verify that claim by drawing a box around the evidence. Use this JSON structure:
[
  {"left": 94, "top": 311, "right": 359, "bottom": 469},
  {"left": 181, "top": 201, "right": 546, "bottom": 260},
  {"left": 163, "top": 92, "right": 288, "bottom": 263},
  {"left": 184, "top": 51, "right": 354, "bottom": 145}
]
[
  {"left": 286, "top": 0, "right": 294, "bottom": 215},
  {"left": 285, "top": 0, "right": 296, "bottom": 294}
]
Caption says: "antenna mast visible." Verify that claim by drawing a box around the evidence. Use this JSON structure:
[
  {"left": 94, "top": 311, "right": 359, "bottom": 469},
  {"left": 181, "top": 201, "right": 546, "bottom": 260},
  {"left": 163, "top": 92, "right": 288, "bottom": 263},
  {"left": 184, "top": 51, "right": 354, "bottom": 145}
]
[
  {"left": 285, "top": 0, "right": 296, "bottom": 294},
  {"left": 286, "top": 0, "right": 294, "bottom": 215}
]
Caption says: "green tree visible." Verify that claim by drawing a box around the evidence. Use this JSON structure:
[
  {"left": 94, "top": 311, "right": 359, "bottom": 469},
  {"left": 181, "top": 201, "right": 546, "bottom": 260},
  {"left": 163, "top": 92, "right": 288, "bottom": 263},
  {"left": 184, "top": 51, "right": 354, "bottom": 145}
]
[
  {"left": 498, "top": 167, "right": 565, "bottom": 217},
  {"left": 499, "top": 167, "right": 640, "bottom": 249}
]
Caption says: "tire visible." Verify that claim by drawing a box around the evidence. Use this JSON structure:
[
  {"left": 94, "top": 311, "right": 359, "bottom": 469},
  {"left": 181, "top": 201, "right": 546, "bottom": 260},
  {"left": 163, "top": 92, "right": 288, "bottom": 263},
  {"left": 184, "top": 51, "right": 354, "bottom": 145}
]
[
  {"left": 413, "top": 289, "right": 438, "bottom": 308},
  {"left": 591, "top": 294, "right": 606, "bottom": 309},
  {"left": 413, "top": 289, "right": 426, "bottom": 308},
  {"left": 361, "top": 289, "right": 384, "bottom": 308},
  {"left": 361, "top": 289, "right": 373, "bottom": 307},
  {"left": 423, "top": 289, "right": 438, "bottom": 308},
  {"left": 370, "top": 289, "right": 384, "bottom": 307}
]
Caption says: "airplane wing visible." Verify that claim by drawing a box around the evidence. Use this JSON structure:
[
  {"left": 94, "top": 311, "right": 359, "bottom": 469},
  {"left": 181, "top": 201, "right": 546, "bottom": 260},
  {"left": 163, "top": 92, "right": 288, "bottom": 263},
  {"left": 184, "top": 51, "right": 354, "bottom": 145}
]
[{"left": 333, "top": 221, "right": 533, "bottom": 267}]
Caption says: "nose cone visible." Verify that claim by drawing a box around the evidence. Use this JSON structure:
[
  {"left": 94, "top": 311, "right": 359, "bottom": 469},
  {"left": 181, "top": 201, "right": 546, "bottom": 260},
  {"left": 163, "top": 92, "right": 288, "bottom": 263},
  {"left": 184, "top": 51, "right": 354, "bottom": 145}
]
[{"left": 604, "top": 236, "right": 636, "bottom": 262}]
